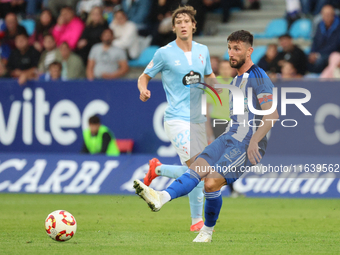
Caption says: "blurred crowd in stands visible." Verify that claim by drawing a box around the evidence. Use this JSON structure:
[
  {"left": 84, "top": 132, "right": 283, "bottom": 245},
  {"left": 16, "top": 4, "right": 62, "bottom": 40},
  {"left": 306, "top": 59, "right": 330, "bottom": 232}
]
[
  {"left": 260, "top": 0, "right": 340, "bottom": 80},
  {"left": 0, "top": 0, "right": 339, "bottom": 85}
]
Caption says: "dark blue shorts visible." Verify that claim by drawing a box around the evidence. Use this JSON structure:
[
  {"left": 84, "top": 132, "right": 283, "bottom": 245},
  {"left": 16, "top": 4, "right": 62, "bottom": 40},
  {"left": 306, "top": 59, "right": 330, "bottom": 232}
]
[{"left": 198, "top": 133, "right": 265, "bottom": 185}]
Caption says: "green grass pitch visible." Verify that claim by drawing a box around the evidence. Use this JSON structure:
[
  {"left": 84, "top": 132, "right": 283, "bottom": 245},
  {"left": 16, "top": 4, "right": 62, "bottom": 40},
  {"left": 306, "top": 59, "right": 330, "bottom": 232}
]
[{"left": 0, "top": 194, "right": 339, "bottom": 255}]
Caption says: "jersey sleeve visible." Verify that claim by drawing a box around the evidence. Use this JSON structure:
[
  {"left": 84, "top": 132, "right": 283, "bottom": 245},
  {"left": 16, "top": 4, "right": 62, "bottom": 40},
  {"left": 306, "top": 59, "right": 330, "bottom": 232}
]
[
  {"left": 144, "top": 49, "right": 164, "bottom": 78},
  {"left": 204, "top": 46, "right": 213, "bottom": 75},
  {"left": 250, "top": 68, "right": 274, "bottom": 105}
]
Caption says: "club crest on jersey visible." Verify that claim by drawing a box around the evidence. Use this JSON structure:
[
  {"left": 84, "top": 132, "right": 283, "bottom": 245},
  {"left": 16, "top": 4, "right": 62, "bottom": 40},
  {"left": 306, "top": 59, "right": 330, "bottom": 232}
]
[
  {"left": 147, "top": 60, "right": 154, "bottom": 69},
  {"left": 183, "top": 71, "right": 201, "bottom": 86},
  {"left": 229, "top": 148, "right": 241, "bottom": 158},
  {"left": 199, "top": 54, "right": 204, "bottom": 65}
]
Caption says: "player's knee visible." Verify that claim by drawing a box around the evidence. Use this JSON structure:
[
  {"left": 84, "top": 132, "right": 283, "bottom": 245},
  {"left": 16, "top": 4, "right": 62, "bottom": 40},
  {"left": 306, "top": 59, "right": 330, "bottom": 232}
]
[{"left": 204, "top": 179, "right": 219, "bottom": 193}]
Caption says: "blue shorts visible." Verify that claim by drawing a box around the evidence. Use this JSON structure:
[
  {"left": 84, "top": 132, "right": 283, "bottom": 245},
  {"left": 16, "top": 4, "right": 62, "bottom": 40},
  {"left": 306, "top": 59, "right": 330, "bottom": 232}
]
[{"left": 198, "top": 133, "right": 266, "bottom": 185}]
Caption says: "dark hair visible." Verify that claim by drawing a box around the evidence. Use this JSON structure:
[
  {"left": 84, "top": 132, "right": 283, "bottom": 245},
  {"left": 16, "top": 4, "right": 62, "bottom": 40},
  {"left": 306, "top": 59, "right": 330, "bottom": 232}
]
[
  {"left": 15, "top": 30, "right": 29, "bottom": 38},
  {"left": 278, "top": 34, "right": 292, "bottom": 40},
  {"left": 61, "top": 5, "right": 75, "bottom": 12},
  {"left": 113, "top": 7, "right": 126, "bottom": 16},
  {"left": 102, "top": 28, "right": 114, "bottom": 36},
  {"left": 35, "top": 9, "right": 55, "bottom": 41},
  {"left": 172, "top": 5, "right": 197, "bottom": 33},
  {"left": 227, "top": 30, "right": 253, "bottom": 46},
  {"left": 60, "top": 41, "right": 70, "bottom": 48},
  {"left": 89, "top": 115, "right": 100, "bottom": 124},
  {"left": 43, "top": 33, "right": 54, "bottom": 39},
  {"left": 49, "top": 61, "right": 62, "bottom": 70}
]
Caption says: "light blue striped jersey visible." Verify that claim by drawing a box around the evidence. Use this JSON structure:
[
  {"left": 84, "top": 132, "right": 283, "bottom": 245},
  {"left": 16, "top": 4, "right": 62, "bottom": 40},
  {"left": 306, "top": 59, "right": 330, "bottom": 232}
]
[{"left": 144, "top": 40, "right": 212, "bottom": 123}]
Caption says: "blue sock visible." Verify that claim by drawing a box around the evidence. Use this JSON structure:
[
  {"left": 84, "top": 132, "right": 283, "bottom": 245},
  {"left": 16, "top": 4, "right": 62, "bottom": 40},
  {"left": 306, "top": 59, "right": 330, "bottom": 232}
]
[
  {"left": 188, "top": 181, "right": 204, "bottom": 219},
  {"left": 165, "top": 169, "right": 201, "bottom": 200},
  {"left": 204, "top": 190, "right": 223, "bottom": 227},
  {"left": 160, "top": 165, "right": 187, "bottom": 179}
]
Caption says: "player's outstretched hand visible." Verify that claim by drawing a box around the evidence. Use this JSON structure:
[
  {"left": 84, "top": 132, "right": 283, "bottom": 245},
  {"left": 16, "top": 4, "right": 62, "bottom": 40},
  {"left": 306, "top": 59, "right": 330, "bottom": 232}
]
[
  {"left": 140, "top": 89, "right": 151, "bottom": 102},
  {"left": 247, "top": 140, "right": 262, "bottom": 165}
]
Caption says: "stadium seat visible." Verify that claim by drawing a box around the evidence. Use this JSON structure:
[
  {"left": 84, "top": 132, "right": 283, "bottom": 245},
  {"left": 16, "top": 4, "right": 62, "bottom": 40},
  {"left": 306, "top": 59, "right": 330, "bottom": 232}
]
[
  {"left": 303, "top": 46, "right": 311, "bottom": 55},
  {"left": 116, "top": 139, "right": 134, "bottom": 153},
  {"left": 289, "top": 19, "right": 312, "bottom": 39},
  {"left": 254, "top": 19, "right": 288, "bottom": 39},
  {"left": 223, "top": 50, "right": 229, "bottom": 60},
  {"left": 20, "top": 19, "right": 35, "bottom": 36},
  {"left": 252, "top": 46, "right": 267, "bottom": 64},
  {"left": 128, "top": 46, "right": 160, "bottom": 67}
]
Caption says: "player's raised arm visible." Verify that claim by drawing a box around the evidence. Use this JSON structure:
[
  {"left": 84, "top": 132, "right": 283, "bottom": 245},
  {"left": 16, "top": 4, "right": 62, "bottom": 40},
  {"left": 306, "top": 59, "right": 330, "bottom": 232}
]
[
  {"left": 138, "top": 73, "right": 152, "bottom": 102},
  {"left": 247, "top": 101, "right": 279, "bottom": 165}
]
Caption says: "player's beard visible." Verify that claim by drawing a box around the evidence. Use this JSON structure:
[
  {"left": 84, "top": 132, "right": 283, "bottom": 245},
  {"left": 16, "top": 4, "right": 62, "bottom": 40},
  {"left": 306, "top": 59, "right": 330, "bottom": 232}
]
[{"left": 230, "top": 56, "right": 246, "bottom": 69}]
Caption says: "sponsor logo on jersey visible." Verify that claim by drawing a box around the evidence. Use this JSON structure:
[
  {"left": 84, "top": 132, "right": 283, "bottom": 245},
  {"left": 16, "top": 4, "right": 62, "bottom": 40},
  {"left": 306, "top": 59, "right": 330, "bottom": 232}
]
[{"left": 182, "top": 71, "right": 201, "bottom": 86}]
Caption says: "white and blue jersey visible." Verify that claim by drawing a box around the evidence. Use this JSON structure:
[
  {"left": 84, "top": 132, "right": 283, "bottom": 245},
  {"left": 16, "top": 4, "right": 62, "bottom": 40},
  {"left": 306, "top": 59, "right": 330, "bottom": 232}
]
[
  {"left": 225, "top": 65, "right": 274, "bottom": 146},
  {"left": 198, "top": 65, "right": 274, "bottom": 183},
  {"left": 144, "top": 40, "right": 213, "bottom": 124}
]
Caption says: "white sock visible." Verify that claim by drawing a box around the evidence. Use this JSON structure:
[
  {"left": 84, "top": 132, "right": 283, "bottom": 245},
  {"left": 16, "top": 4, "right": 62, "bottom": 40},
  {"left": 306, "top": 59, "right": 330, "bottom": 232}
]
[
  {"left": 159, "top": 191, "right": 171, "bottom": 205},
  {"left": 192, "top": 218, "right": 203, "bottom": 225},
  {"left": 155, "top": 166, "right": 162, "bottom": 175},
  {"left": 201, "top": 225, "right": 214, "bottom": 234}
]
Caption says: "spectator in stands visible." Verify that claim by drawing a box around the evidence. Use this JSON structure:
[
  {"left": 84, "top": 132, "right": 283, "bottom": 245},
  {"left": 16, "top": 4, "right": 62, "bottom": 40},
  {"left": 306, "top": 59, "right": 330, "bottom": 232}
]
[
  {"left": 281, "top": 61, "right": 302, "bottom": 79},
  {"left": 272, "top": 34, "right": 307, "bottom": 75},
  {"left": 3, "top": 12, "right": 27, "bottom": 49},
  {"left": 320, "top": 52, "right": 340, "bottom": 78},
  {"left": 37, "top": 34, "right": 58, "bottom": 73},
  {"left": 39, "top": 61, "right": 63, "bottom": 81},
  {"left": 48, "top": 0, "right": 80, "bottom": 18},
  {"left": 300, "top": 0, "right": 327, "bottom": 16},
  {"left": 52, "top": 6, "right": 85, "bottom": 50},
  {"left": 203, "top": 0, "right": 244, "bottom": 23},
  {"left": 258, "top": 44, "right": 278, "bottom": 73},
  {"left": 102, "top": 0, "right": 121, "bottom": 23},
  {"left": 248, "top": 0, "right": 260, "bottom": 10},
  {"left": 0, "top": 0, "right": 26, "bottom": 19},
  {"left": 29, "top": 9, "right": 55, "bottom": 52},
  {"left": 0, "top": 61, "right": 9, "bottom": 77},
  {"left": 81, "top": 115, "right": 120, "bottom": 156},
  {"left": 86, "top": 28, "right": 128, "bottom": 80},
  {"left": 148, "top": 0, "right": 175, "bottom": 46},
  {"left": 56, "top": 42, "right": 85, "bottom": 80},
  {"left": 0, "top": 0, "right": 11, "bottom": 19},
  {"left": 76, "top": 6, "right": 108, "bottom": 65},
  {"left": 6, "top": 31, "right": 40, "bottom": 85},
  {"left": 26, "top": 0, "right": 49, "bottom": 17},
  {"left": 121, "top": 0, "right": 152, "bottom": 31},
  {"left": 109, "top": 9, "right": 140, "bottom": 59},
  {"left": 77, "top": 0, "right": 103, "bottom": 21},
  {"left": 308, "top": 5, "right": 340, "bottom": 73},
  {"left": 285, "top": 0, "right": 301, "bottom": 27},
  {"left": 0, "top": 31, "right": 11, "bottom": 66},
  {"left": 210, "top": 56, "right": 220, "bottom": 75},
  {"left": 56, "top": 42, "right": 85, "bottom": 81}
]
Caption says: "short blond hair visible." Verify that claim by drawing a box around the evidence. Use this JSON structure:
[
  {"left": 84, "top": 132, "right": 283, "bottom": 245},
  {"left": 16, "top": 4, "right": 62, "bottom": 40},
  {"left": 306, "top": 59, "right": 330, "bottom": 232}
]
[{"left": 172, "top": 5, "right": 197, "bottom": 33}]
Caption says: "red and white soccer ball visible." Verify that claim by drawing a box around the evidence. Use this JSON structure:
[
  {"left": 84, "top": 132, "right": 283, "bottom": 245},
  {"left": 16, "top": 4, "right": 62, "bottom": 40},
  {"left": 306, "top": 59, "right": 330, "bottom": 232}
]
[{"left": 45, "top": 210, "right": 77, "bottom": 242}]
